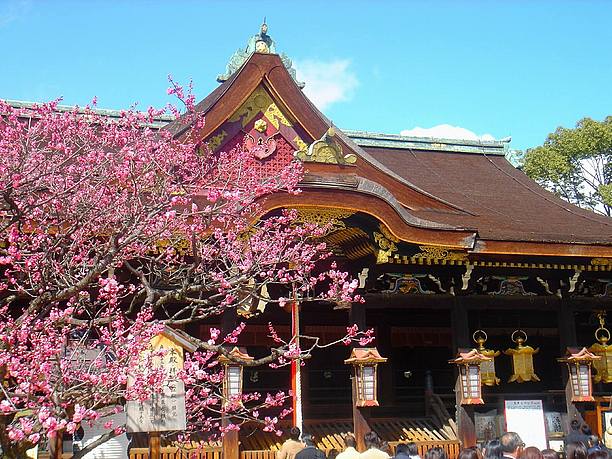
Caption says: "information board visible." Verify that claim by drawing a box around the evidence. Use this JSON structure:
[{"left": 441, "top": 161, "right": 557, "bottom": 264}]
[
  {"left": 126, "top": 333, "right": 187, "bottom": 432},
  {"left": 504, "top": 400, "right": 547, "bottom": 450}
]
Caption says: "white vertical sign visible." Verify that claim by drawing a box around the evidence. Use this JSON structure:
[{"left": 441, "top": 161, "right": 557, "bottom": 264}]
[{"left": 504, "top": 400, "right": 547, "bottom": 450}]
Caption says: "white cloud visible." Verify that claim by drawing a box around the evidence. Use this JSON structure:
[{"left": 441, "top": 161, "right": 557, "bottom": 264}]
[
  {"left": 401, "top": 124, "right": 496, "bottom": 141},
  {"left": 294, "top": 59, "right": 358, "bottom": 111}
]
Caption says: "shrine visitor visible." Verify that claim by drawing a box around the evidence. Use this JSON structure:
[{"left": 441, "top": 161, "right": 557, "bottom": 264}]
[
  {"left": 395, "top": 443, "right": 421, "bottom": 459},
  {"left": 566, "top": 421, "right": 589, "bottom": 447},
  {"left": 483, "top": 439, "right": 503, "bottom": 459},
  {"left": 519, "top": 446, "right": 543, "bottom": 459},
  {"left": 540, "top": 450, "right": 559, "bottom": 459},
  {"left": 566, "top": 442, "right": 588, "bottom": 459},
  {"left": 423, "top": 446, "right": 448, "bottom": 459},
  {"left": 458, "top": 446, "right": 482, "bottom": 459},
  {"left": 336, "top": 434, "right": 359, "bottom": 459},
  {"left": 278, "top": 427, "right": 306, "bottom": 459},
  {"left": 407, "top": 443, "right": 422, "bottom": 459},
  {"left": 295, "top": 434, "right": 326, "bottom": 459},
  {"left": 587, "top": 450, "right": 610, "bottom": 459},
  {"left": 360, "top": 432, "right": 389, "bottom": 459},
  {"left": 500, "top": 432, "right": 525, "bottom": 459}
]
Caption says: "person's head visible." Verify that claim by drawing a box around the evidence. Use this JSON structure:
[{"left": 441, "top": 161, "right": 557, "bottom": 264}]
[
  {"left": 587, "top": 451, "right": 609, "bottom": 459},
  {"left": 302, "top": 434, "right": 315, "bottom": 448},
  {"left": 396, "top": 444, "right": 409, "bottom": 455},
  {"left": 566, "top": 442, "right": 588, "bottom": 459},
  {"left": 289, "top": 427, "right": 301, "bottom": 441},
  {"left": 483, "top": 440, "right": 504, "bottom": 459},
  {"left": 571, "top": 420, "right": 581, "bottom": 431},
  {"left": 407, "top": 443, "right": 419, "bottom": 456},
  {"left": 519, "top": 447, "right": 543, "bottom": 459},
  {"left": 344, "top": 434, "right": 356, "bottom": 449},
  {"left": 501, "top": 432, "right": 524, "bottom": 457},
  {"left": 424, "top": 447, "right": 448, "bottom": 459},
  {"left": 328, "top": 449, "right": 339, "bottom": 459},
  {"left": 541, "top": 450, "right": 559, "bottom": 459},
  {"left": 459, "top": 447, "right": 481, "bottom": 459},
  {"left": 581, "top": 424, "right": 593, "bottom": 436},
  {"left": 364, "top": 431, "right": 381, "bottom": 450}
]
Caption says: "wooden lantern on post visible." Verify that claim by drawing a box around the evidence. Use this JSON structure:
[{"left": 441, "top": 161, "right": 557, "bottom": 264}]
[
  {"left": 449, "top": 349, "right": 491, "bottom": 405},
  {"left": 219, "top": 347, "right": 253, "bottom": 404},
  {"left": 588, "top": 313, "right": 612, "bottom": 384},
  {"left": 504, "top": 330, "right": 540, "bottom": 383},
  {"left": 473, "top": 330, "right": 500, "bottom": 386},
  {"left": 344, "top": 348, "right": 387, "bottom": 407},
  {"left": 558, "top": 347, "right": 600, "bottom": 402}
]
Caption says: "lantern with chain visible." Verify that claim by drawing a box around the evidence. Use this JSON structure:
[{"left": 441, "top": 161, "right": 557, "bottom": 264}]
[
  {"left": 588, "top": 312, "right": 612, "bottom": 384},
  {"left": 473, "top": 330, "right": 500, "bottom": 386},
  {"left": 504, "top": 330, "right": 540, "bottom": 383}
]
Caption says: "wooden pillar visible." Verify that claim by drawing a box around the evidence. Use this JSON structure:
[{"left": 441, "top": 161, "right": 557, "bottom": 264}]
[
  {"left": 351, "top": 375, "right": 371, "bottom": 452},
  {"left": 349, "top": 302, "right": 371, "bottom": 451},
  {"left": 451, "top": 298, "right": 475, "bottom": 447},
  {"left": 149, "top": 432, "right": 161, "bottom": 459},
  {"left": 49, "top": 432, "right": 63, "bottom": 459},
  {"left": 223, "top": 425, "right": 240, "bottom": 459}
]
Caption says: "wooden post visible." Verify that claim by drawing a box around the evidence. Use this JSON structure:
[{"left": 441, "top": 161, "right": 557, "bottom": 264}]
[
  {"left": 223, "top": 423, "right": 240, "bottom": 459},
  {"left": 455, "top": 377, "right": 476, "bottom": 448},
  {"left": 451, "top": 299, "right": 475, "bottom": 447},
  {"left": 149, "top": 431, "right": 161, "bottom": 459},
  {"left": 352, "top": 375, "right": 371, "bottom": 452},
  {"left": 49, "top": 432, "right": 63, "bottom": 459},
  {"left": 350, "top": 302, "right": 370, "bottom": 451}
]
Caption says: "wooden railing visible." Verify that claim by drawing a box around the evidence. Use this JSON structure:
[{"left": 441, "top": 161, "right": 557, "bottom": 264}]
[{"left": 129, "top": 446, "right": 222, "bottom": 459}]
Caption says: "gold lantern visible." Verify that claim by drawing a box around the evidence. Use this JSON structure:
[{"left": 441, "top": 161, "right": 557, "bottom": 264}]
[
  {"left": 344, "top": 348, "right": 387, "bottom": 407},
  {"left": 219, "top": 347, "right": 253, "bottom": 404},
  {"left": 504, "top": 330, "right": 540, "bottom": 383},
  {"left": 588, "top": 312, "right": 612, "bottom": 384},
  {"left": 473, "top": 330, "right": 500, "bottom": 386},
  {"left": 449, "top": 349, "right": 491, "bottom": 405},
  {"left": 558, "top": 347, "right": 600, "bottom": 402}
]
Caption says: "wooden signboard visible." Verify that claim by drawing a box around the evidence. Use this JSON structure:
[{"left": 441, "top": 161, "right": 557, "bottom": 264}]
[{"left": 126, "top": 328, "right": 195, "bottom": 433}]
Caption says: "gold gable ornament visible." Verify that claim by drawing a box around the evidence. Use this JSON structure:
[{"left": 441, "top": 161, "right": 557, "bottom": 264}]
[
  {"left": 473, "top": 330, "right": 500, "bottom": 386},
  {"left": 295, "top": 127, "right": 357, "bottom": 165},
  {"left": 504, "top": 330, "right": 540, "bottom": 383},
  {"left": 588, "top": 312, "right": 612, "bottom": 384}
]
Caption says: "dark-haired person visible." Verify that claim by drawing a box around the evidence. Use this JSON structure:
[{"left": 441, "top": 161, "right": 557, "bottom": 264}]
[
  {"left": 541, "top": 449, "right": 559, "bottom": 459},
  {"left": 337, "top": 434, "right": 360, "bottom": 459},
  {"left": 407, "top": 443, "right": 421, "bottom": 459},
  {"left": 278, "top": 427, "right": 305, "bottom": 459},
  {"left": 424, "top": 447, "right": 448, "bottom": 459},
  {"left": 360, "top": 432, "right": 389, "bottom": 459},
  {"left": 296, "top": 434, "right": 326, "bottom": 459},
  {"left": 500, "top": 433, "right": 524, "bottom": 459},
  {"left": 458, "top": 447, "right": 481, "bottom": 459},
  {"left": 483, "top": 439, "right": 503, "bottom": 459},
  {"left": 566, "top": 420, "right": 588, "bottom": 447},
  {"left": 519, "top": 447, "right": 543, "bottom": 459},
  {"left": 588, "top": 450, "right": 610, "bottom": 459},
  {"left": 566, "top": 442, "right": 588, "bottom": 459}
]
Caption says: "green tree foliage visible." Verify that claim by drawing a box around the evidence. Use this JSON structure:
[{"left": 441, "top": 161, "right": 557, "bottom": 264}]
[{"left": 523, "top": 116, "right": 612, "bottom": 216}]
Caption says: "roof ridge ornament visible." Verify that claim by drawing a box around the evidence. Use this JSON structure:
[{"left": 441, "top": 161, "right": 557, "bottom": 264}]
[{"left": 217, "top": 21, "right": 305, "bottom": 88}]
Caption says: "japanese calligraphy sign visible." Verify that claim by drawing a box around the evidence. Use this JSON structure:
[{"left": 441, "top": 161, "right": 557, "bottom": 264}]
[{"left": 126, "top": 328, "right": 196, "bottom": 433}]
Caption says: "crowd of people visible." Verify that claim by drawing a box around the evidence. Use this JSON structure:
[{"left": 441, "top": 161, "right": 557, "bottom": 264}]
[{"left": 276, "top": 428, "right": 612, "bottom": 459}]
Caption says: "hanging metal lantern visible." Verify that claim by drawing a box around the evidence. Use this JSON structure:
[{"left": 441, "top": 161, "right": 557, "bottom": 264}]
[
  {"left": 588, "top": 312, "right": 612, "bottom": 384},
  {"left": 219, "top": 347, "right": 254, "bottom": 405},
  {"left": 449, "top": 349, "right": 491, "bottom": 405},
  {"left": 473, "top": 330, "right": 500, "bottom": 386},
  {"left": 344, "top": 348, "right": 387, "bottom": 407},
  {"left": 504, "top": 330, "right": 540, "bottom": 383},
  {"left": 558, "top": 347, "right": 600, "bottom": 402}
]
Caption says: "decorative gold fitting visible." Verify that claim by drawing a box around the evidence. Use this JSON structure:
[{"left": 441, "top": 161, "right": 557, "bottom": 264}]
[
  {"left": 511, "top": 329, "right": 528, "bottom": 348},
  {"left": 473, "top": 330, "right": 488, "bottom": 351},
  {"left": 596, "top": 312, "right": 610, "bottom": 344}
]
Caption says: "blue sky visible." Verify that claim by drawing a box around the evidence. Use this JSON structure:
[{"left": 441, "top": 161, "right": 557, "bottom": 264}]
[{"left": 1, "top": 0, "right": 611, "bottom": 151}]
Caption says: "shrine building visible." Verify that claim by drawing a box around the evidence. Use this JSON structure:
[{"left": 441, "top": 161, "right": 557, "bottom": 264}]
[{"left": 8, "top": 22, "right": 612, "bottom": 459}]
